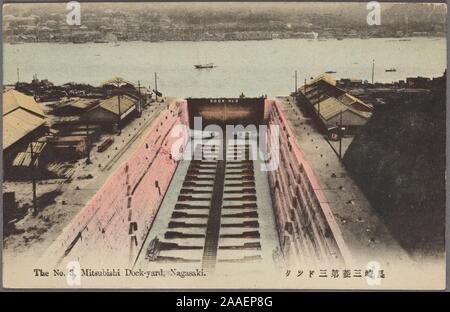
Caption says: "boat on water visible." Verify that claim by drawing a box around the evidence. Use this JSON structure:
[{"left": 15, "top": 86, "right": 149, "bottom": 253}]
[
  {"left": 194, "top": 63, "right": 216, "bottom": 69},
  {"left": 385, "top": 68, "right": 397, "bottom": 72},
  {"left": 194, "top": 48, "right": 215, "bottom": 69}
]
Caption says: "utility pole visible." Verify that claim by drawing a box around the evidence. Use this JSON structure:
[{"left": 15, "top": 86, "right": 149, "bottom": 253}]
[
  {"left": 86, "top": 117, "right": 91, "bottom": 164},
  {"left": 29, "top": 142, "right": 37, "bottom": 215},
  {"left": 117, "top": 94, "right": 122, "bottom": 135},
  {"left": 371, "top": 59, "right": 375, "bottom": 85},
  {"left": 113, "top": 78, "right": 122, "bottom": 136},
  {"left": 294, "top": 70, "right": 298, "bottom": 96},
  {"left": 339, "top": 110, "right": 343, "bottom": 159},
  {"left": 33, "top": 74, "right": 39, "bottom": 99},
  {"left": 154, "top": 72, "right": 158, "bottom": 102},
  {"left": 138, "top": 80, "right": 142, "bottom": 112},
  {"left": 317, "top": 86, "right": 320, "bottom": 119}
]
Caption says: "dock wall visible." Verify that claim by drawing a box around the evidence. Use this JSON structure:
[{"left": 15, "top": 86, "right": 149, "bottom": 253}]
[
  {"left": 265, "top": 99, "right": 352, "bottom": 266},
  {"left": 41, "top": 101, "right": 189, "bottom": 267},
  {"left": 41, "top": 98, "right": 352, "bottom": 269}
]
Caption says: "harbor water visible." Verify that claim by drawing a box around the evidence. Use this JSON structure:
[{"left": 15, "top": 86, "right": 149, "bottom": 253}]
[{"left": 3, "top": 37, "right": 446, "bottom": 97}]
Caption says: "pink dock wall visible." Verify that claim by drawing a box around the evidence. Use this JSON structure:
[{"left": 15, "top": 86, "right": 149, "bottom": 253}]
[
  {"left": 265, "top": 99, "right": 352, "bottom": 267},
  {"left": 42, "top": 101, "right": 189, "bottom": 267}
]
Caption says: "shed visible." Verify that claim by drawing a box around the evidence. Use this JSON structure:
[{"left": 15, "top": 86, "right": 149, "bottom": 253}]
[
  {"left": 52, "top": 97, "right": 100, "bottom": 116},
  {"left": 298, "top": 74, "right": 372, "bottom": 134},
  {"left": 87, "top": 94, "right": 138, "bottom": 131},
  {"left": 3, "top": 90, "right": 47, "bottom": 175}
]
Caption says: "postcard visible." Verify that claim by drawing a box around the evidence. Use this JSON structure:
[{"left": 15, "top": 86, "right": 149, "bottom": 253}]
[{"left": 1, "top": 1, "right": 447, "bottom": 290}]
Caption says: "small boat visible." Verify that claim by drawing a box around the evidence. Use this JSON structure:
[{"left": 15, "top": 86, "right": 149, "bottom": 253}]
[
  {"left": 325, "top": 71, "right": 337, "bottom": 74},
  {"left": 194, "top": 63, "right": 216, "bottom": 69},
  {"left": 385, "top": 68, "right": 397, "bottom": 72}
]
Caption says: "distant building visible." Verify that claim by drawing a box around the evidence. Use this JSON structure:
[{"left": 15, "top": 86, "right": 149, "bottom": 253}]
[
  {"left": 98, "top": 76, "right": 149, "bottom": 113},
  {"left": 228, "top": 31, "right": 272, "bottom": 41},
  {"left": 298, "top": 74, "right": 372, "bottom": 135},
  {"left": 88, "top": 94, "right": 139, "bottom": 132},
  {"left": 99, "top": 77, "right": 136, "bottom": 94},
  {"left": 295, "top": 31, "right": 318, "bottom": 39},
  {"left": 406, "top": 76, "right": 432, "bottom": 89},
  {"left": 337, "top": 78, "right": 364, "bottom": 89},
  {"left": 431, "top": 70, "right": 447, "bottom": 89},
  {"left": 99, "top": 76, "right": 147, "bottom": 98},
  {"left": 49, "top": 97, "right": 102, "bottom": 160},
  {"left": 52, "top": 98, "right": 100, "bottom": 117},
  {"left": 2, "top": 90, "right": 48, "bottom": 177}
]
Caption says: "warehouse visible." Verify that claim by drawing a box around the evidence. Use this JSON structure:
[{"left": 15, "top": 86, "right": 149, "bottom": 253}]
[
  {"left": 298, "top": 74, "right": 372, "bottom": 135},
  {"left": 87, "top": 94, "right": 140, "bottom": 132},
  {"left": 52, "top": 97, "right": 100, "bottom": 117},
  {"left": 2, "top": 89, "right": 48, "bottom": 177}
]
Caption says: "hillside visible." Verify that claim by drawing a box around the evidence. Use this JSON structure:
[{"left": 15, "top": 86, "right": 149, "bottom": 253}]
[{"left": 343, "top": 82, "right": 446, "bottom": 257}]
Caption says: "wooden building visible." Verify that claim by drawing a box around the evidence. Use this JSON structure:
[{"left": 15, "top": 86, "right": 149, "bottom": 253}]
[
  {"left": 298, "top": 74, "right": 373, "bottom": 135},
  {"left": 2, "top": 89, "right": 48, "bottom": 178},
  {"left": 52, "top": 97, "right": 100, "bottom": 117},
  {"left": 87, "top": 94, "right": 139, "bottom": 132}
]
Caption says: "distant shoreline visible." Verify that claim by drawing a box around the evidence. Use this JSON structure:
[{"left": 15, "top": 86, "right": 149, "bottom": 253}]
[{"left": 4, "top": 35, "right": 446, "bottom": 45}]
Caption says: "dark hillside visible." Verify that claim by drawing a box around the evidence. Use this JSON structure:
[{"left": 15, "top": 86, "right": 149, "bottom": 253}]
[{"left": 343, "top": 81, "right": 446, "bottom": 256}]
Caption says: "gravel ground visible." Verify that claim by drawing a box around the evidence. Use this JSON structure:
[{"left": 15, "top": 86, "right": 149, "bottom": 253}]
[{"left": 3, "top": 98, "right": 179, "bottom": 263}]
